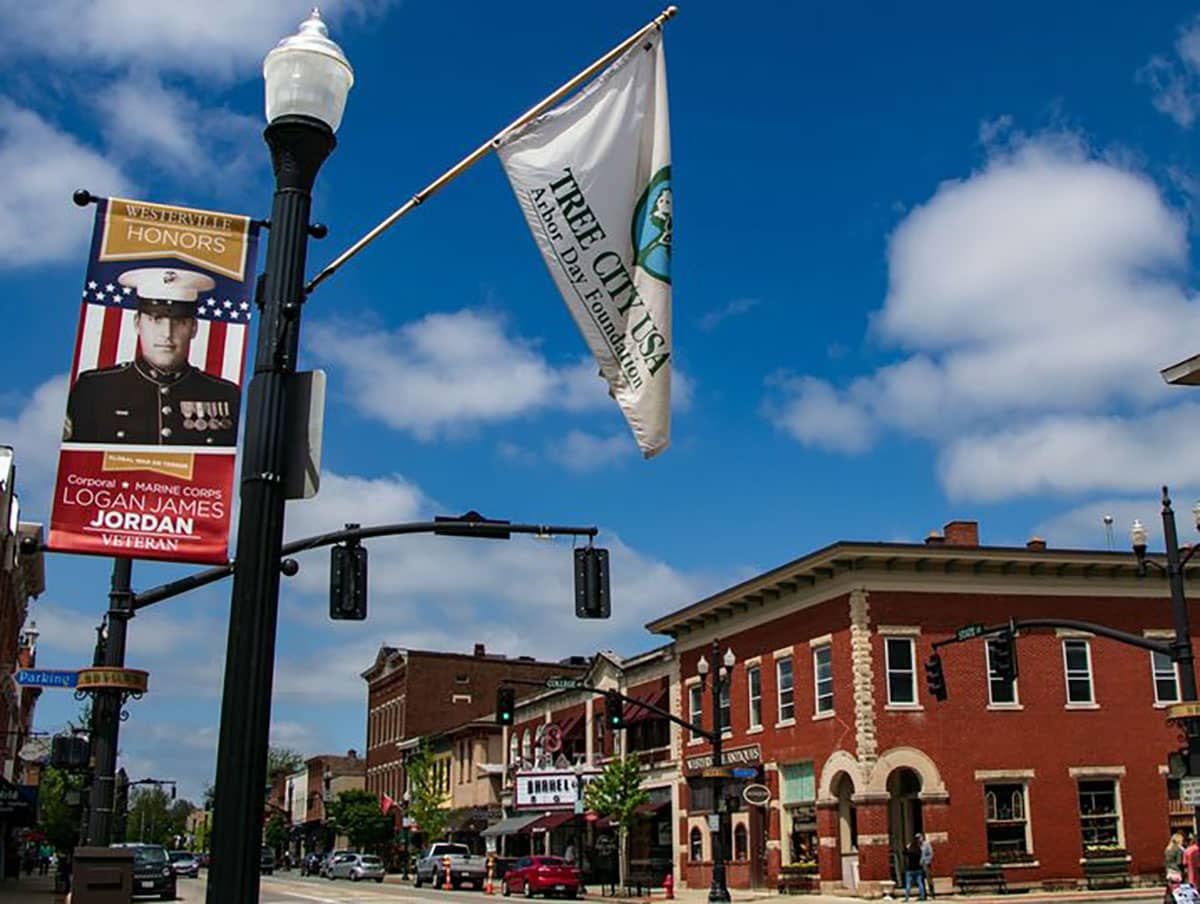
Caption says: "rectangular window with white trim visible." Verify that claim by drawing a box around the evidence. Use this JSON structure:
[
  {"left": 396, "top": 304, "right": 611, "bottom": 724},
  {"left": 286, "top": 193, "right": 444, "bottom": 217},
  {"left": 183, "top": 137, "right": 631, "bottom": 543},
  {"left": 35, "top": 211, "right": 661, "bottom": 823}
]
[
  {"left": 1063, "top": 639, "right": 1094, "bottom": 704},
  {"left": 813, "top": 645, "right": 833, "bottom": 715},
  {"left": 719, "top": 680, "right": 731, "bottom": 732},
  {"left": 984, "top": 783, "right": 1031, "bottom": 863},
  {"left": 885, "top": 636, "right": 917, "bottom": 705},
  {"left": 689, "top": 684, "right": 703, "bottom": 740},
  {"left": 747, "top": 665, "right": 762, "bottom": 730},
  {"left": 777, "top": 656, "right": 795, "bottom": 723},
  {"left": 1078, "top": 779, "right": 1121, "bottom": 853},
  {"left": 1152, "top": 650, "right": 1180, "bottom": 704}
]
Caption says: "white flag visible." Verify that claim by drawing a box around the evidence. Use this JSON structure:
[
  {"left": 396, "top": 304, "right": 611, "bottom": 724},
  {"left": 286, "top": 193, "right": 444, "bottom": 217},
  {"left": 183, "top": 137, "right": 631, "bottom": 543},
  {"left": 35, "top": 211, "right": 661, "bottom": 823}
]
[{"left": 497, "top": 30, "right": 672, "bottom": 458}]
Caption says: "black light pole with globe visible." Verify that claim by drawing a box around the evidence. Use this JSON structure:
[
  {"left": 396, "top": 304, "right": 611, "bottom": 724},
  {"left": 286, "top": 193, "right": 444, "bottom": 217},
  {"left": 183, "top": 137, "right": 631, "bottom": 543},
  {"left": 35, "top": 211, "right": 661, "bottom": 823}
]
[
  {"left": 206, "top": 11, "right": 353, "bottom": 904},
  {"left": 697, "top": 642, "right": 735, "bottom": 904}
]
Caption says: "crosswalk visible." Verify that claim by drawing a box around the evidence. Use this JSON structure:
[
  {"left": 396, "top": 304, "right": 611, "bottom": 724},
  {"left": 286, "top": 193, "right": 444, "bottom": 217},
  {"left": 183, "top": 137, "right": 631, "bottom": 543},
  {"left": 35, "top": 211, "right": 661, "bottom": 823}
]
[{"left": 180, "top": 872, "right": 499, "bottom": 904}]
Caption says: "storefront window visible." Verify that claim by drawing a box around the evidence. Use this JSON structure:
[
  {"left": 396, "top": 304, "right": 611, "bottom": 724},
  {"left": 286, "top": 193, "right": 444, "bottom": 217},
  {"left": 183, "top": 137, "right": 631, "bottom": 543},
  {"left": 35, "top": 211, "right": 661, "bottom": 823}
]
[
  {"left": 734, "top": 824, "right": 748, "bottom": 860},
  {"left": 689, "top": 827, "right": 702, "bottom": 861},
  {"left": 983, "top": 783, "right": 1030, "bottom": 862},
  {"left": 1078, "top": 779, "right": 1121, "bottom": 852}
]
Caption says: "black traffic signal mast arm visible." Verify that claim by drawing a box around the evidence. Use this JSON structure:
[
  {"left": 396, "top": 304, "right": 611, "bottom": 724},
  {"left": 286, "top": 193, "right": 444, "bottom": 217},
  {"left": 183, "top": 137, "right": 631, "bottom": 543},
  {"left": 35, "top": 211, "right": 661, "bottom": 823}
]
[
  {"left": 503, "top": 677, "right": 721, "bottom": 744},
  {"left": 933, "top": 618, "right": 1171, "bottom": 657},
  {"left": 128, "top": 517, "right": 599, "bottom": 610}
]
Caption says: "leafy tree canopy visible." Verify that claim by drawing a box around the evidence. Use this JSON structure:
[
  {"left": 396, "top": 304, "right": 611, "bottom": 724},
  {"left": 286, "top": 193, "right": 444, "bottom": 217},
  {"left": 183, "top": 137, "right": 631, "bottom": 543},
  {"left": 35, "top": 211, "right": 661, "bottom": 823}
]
[
  {"left": 327, "top": 788, "right": 392, "bottom": 850},
  {"left": 405, "top": 738, "right": 449, "bottom": 844}
]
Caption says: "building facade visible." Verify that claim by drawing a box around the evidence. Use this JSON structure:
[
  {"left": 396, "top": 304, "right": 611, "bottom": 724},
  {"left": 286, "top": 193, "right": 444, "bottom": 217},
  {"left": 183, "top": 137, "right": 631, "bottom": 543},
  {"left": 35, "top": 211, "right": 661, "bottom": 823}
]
[{"left": 647, "top": 521, "right": 1197, "bottom": 896}]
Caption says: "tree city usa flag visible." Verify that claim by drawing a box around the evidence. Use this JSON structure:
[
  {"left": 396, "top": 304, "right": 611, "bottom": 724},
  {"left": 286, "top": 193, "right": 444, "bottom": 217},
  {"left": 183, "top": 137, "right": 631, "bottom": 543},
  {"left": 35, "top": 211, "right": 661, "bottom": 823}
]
[
  {"left": 49, "top": 197, "right": 260, "bottom": 565},
  {"left": 497, "top": 28, "right": 672, "bottom": 458}
]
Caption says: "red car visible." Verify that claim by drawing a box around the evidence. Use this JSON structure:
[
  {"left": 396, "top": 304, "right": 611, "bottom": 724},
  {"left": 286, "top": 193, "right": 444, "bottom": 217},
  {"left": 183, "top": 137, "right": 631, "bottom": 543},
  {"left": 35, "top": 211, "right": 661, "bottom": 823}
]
[{"left": 502, "top": 856, "right": 581, "bottom": 898}]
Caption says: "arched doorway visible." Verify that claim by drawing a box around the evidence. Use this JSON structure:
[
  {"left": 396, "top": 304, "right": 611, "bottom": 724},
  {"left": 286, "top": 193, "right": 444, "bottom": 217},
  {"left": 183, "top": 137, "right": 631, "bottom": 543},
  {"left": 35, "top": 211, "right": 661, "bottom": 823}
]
[
  {"left": 887, "top": 768, "right": 923, "bottom": 881},
  {"left": 832, "top": 773, "right": 858, "bottom": 889}
]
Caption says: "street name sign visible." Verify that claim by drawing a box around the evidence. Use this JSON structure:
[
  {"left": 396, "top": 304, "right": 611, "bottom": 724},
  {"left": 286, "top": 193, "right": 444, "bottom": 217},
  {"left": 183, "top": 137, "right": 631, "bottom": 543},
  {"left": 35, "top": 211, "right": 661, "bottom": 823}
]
[
  {"left": 1182, "top": 777, "right": 1200, "bottom": 806},
  {"left": 955, "top": 624, "right": 986, "bottom": 642},
  {"left": 545, "top": 677, "right": 584, "bottom": 690},
  {"left": 15, "top": 670, "right": 78, "bottom": 689}
]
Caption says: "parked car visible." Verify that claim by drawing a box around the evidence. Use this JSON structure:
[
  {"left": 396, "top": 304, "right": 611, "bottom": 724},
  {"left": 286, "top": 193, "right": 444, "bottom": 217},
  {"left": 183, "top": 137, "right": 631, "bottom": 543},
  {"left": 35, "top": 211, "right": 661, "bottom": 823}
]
[
  {"left": 167, "top": 850, "right": 200, "bottom": 878},
  {"left": 260, "top": 845, "right": 276, "bottom": 875},
  {"left": 112, "top": 843, "right": 177, "bottom": 901},
  {"left": 328, "top": 852, "right": 386, "bottom": 882},
  {"left": 320, "top": 850, "right": 354, "bottom": 878},
  {"left": 501, "top": 856, "right": 580, "bottom": 899},
  {"left": 415, "top": 842, "right": 487, "bottom": 889},
  {"left": 301, "top": 851, "right": 324, "bottom": 876}
]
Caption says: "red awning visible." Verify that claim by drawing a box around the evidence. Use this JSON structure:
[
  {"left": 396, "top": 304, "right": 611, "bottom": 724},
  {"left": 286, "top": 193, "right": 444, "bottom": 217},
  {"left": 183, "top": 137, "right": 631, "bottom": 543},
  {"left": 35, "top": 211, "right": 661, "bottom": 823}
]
[
  {"left": 634, "top": 800, "right": 671, "bottom": 817},
  {"left": 557, "top": 713, "right": 584, "bottom": 740},
  {"left": 525, "top": 811, "right": 579, "bottom": 834},
  {"left": 623, "top": 687, "right": 666, "bottom": 724}
]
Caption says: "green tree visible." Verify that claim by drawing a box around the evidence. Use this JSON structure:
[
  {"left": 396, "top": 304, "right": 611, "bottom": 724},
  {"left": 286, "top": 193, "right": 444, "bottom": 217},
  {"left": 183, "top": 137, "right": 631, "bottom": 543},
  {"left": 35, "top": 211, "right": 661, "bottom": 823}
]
[
  {"left": 264, "top": 812, "right": 290, "bottom": 855},
  {"left": 37, "top": 766, "right": 85, "bottom": 855},
  {"left": 326, "top": 789, "right": 392, "bottom": 851},
  {"left": 267, "top": 746, "right": 304, "bottom": 780},
  {"left": 584, "top": 754, "right": 648, "bottom": 888},
  {"left": 128, "top": 786, "right": 173, "bottom": 845},
  {"left": 201, "top": 782, "right": 215, "bottom": 811},
  {"left": 405, "top": 739, "right": 449, "bottom": 844}
]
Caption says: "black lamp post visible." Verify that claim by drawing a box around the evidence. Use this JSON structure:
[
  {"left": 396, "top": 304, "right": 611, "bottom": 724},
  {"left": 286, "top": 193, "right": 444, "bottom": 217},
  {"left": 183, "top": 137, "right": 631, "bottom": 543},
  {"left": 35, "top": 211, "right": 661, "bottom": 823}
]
[
  {"left": 696, "top": 640, "right": 735, "bottom": 904},
  {"left": 1132, "top": 486, "right": 1200, "bottom": 829},
  {"left": 206, "top": 12, "right": 352, "bottom": 904}
]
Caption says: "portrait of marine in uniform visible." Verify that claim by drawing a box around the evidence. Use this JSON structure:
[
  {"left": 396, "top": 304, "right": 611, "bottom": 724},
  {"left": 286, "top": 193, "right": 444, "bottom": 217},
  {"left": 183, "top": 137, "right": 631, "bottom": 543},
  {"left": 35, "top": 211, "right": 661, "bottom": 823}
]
[{"left": 63, "top": 267, "right": 241, "bottom": 447}]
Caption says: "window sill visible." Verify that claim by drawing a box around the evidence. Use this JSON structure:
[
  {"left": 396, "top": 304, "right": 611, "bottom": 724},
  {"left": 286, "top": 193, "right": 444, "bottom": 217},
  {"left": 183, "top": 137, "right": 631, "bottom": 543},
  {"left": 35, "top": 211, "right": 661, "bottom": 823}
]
[
  {"left": 747, "top": 725, "right": 764, "bottom": 735},
  {"left": 885, "top": 703, "right": 924, "bottom": 712},
  {"left": 775, "top": 719, "right": 797, "bottom": 729},
  {"left": 986, "top": 703, "right": 1024, "bottom": 711},
  {"left": 987, "top": 860, "right": 1039, "bottom": 869},
  {"left": 1154, "top": 701, "right": 1181, "bottom": 709},
  {"left": 812, "top": 711, "right": 835, "bottom": 722},
  {"left": 1065, "top": 702, "right": 1100, "bottom": 710},
  {"left": 688, "top": 738, "right": 705, "bottom": 747}
]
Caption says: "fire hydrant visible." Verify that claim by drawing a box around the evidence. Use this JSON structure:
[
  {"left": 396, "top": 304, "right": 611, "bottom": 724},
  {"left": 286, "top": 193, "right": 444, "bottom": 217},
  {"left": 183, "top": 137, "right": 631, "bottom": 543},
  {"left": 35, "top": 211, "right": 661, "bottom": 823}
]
[{"left": 663, "top": 872, "right": 674, "bottom": 899}]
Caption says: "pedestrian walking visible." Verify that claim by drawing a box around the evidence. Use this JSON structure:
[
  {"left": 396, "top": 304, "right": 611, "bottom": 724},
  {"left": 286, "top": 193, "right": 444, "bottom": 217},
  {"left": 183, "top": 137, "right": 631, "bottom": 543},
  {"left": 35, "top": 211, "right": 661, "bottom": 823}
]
[
  {"left": 1168, "top": 833, "right": 1186, "bottom": 904},
  {"left": 1185, "top": 832, "right": 1200, "bottom": 887},
  {"left": 919, "top": 832, "right": 935, "bottom": 899},
  {"left": 903, "top": 835, "right": 926, "bottom": 901}
]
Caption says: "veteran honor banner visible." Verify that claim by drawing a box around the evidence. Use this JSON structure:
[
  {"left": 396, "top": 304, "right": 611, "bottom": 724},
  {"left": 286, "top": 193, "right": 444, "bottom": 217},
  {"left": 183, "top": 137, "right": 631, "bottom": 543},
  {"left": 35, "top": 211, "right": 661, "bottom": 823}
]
[
  {"left": 49, "top": 198, "right": 260, "bottom": 564},
  {"left": 497, "top": 29, "right": 672, "bottom": 458}
]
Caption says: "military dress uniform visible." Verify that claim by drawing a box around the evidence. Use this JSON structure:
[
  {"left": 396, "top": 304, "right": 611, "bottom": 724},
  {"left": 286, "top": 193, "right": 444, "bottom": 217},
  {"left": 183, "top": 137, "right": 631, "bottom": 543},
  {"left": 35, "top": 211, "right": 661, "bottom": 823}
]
[{"left": 65, "top": 359, "right": 240, "bottom": 446}]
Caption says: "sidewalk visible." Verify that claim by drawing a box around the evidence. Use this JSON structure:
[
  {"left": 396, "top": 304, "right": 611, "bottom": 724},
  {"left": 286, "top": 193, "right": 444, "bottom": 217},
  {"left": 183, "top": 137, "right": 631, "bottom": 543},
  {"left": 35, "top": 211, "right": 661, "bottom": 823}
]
[{"left": 0, "top": 873, "right": 59, "bottom": 899}]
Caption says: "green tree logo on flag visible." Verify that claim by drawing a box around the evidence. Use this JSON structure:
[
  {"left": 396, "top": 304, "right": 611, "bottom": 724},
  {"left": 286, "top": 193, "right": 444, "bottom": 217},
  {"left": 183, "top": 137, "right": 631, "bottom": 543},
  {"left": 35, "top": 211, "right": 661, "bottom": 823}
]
[{"left": 632, "top": 166, "right": 672, "bottom": 284}]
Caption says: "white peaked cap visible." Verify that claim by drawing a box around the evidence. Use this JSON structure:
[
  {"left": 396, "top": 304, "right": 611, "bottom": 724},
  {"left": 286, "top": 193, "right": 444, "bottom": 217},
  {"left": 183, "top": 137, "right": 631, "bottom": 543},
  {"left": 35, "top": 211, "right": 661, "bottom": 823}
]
[{"left": 118, "top": 267, "right": 216, "bottom": 302}]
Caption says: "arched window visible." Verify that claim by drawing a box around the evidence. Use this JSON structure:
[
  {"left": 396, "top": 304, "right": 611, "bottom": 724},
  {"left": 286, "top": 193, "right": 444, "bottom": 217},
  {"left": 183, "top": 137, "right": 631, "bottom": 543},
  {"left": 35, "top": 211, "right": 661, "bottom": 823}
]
[
  {"left": 535, "top": 724, "right": 547, "bottom": 763},
  {"left": 509, "top": 732, "right": 519, "bottom": 770},
  {"left": 984, "top": 790, "right": 997, "bottom": 821},
  {"left": 689, "top": 827, "right": 703, "bottom": 861},
  {"left": 1010, "top": 789, "right": 1024, "bottom": 819},
  {"left": 521, "top": 730, "right": 532, "bottom": 764},
  {"left": 734, "top": 824, "right": 748, "bottom": 860}
]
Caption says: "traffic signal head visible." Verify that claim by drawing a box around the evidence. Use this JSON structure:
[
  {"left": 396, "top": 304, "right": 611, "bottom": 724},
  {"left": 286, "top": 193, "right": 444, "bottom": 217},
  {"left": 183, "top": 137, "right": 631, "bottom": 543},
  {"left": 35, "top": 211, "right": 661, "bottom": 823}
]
[
  {"left": 496, "top": 687, "right": 516, "bottom": 726},
  {"left": 604, "top": 689, "right": 625, "bottom": 730},
  {"left": 990, "top": 631, "right": 1018, "bottom": 683},
  {"left": 924, "top": 653, "right": 947, "bottom": 702},
  {"left": 575, "top": 547, "right": 611, "bottom": 619},
  {"left": 330, "top": 537, "right": 368, "bottom": 621}
]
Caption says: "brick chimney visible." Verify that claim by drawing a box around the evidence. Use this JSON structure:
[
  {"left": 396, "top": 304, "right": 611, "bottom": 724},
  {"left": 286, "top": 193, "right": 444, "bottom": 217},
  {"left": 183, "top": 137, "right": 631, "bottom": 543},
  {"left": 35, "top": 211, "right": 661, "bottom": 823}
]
[
  {"left": 1026, "top": 537, "right": 1046, "bottom": 551},
  {"left": 474, "top": 643, "right": 486, "bottom": 657},
  {"left": 943, "top": 520, "right": 979, "bottom": 547}
]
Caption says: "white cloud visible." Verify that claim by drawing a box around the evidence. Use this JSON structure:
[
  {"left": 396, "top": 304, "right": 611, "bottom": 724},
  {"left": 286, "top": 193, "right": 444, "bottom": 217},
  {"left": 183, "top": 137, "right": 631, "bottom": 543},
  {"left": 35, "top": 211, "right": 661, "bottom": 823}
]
[
  {"left": 1140, "top": 16, "right": 1200, "bottom": 128},
  {"left": 14, "top": 2, "right": 392, "bottom": 82},
  {"left": 1034, "top": 495, "right": 1189, "bottom": 552},
  {"left": 95, "top": 74, "right": 263, "bottom": 193},
  {"left": 764, "top": 132, "right": 1200, "bottom": 502},
  {"left": 0, "top": 374, "right": 69, "bottom": 509},
  {"left": 698, "top": 298, "right": 760, "bottom": 332},
  {"left": 0, "top": 104, "right": 130, "bottom": 267},
  {"left": 549, "top": 430, "right": 633, "bottom": 473}
]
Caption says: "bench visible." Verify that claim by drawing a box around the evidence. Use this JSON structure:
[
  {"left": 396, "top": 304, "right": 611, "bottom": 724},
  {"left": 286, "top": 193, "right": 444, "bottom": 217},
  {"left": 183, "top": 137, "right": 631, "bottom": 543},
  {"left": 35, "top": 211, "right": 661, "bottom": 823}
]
[
  {"left": 778, "top": 865, "right": 819, "bottom": 894},
  {"left": 955, "top": 865, "right": 1007, "bottom": 894},
  {"left": 1082, "top": 857, "right": 1130, "bottom": 890}
]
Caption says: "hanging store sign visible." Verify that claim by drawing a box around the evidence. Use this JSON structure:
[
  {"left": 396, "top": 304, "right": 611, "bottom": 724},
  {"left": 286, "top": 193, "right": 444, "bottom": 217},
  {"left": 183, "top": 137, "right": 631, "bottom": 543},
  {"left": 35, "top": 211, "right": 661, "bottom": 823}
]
[
  {"left": 514, "top": 769, "right": 600, "bottom": 810},
  {"left": 76, "top": 667, "right": 149, "bottom": 693},
  {"left": 49, "top": 197, "right": 260, "bottom": 565},
  {"left": 742, "top": 784, "right": 770, "bottom": 806}
]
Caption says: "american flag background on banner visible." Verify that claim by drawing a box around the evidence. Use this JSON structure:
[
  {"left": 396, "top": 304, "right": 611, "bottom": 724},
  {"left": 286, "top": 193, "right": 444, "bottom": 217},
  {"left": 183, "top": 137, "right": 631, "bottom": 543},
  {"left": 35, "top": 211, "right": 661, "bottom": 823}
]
[{"left": 70, "top": 277, "right": 251, "bottom": 386}]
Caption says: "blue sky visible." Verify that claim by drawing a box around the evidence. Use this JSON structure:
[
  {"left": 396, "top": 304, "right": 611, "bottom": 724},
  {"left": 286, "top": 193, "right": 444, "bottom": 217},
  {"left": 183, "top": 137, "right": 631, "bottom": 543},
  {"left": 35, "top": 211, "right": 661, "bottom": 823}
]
[{"left": 6, "top": 0, "right": 1200, "bottom": 801}]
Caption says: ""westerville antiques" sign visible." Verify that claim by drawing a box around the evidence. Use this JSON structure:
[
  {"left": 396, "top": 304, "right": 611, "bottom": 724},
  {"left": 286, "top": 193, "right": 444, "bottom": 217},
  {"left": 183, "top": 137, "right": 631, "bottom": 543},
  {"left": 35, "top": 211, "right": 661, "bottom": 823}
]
[{"left": 684, "top": 744, "right": 762, "bottom": 776}]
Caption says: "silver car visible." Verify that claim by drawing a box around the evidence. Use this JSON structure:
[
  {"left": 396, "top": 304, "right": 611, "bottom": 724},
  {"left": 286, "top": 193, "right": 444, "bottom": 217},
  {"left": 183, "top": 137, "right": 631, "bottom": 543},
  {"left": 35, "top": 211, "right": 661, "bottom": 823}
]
[
  {"left": 328, "top": 852, "right": 385, "bottom": 882},
  {"left": 168, "top": 850, "right": 200, "bottom": 878}
]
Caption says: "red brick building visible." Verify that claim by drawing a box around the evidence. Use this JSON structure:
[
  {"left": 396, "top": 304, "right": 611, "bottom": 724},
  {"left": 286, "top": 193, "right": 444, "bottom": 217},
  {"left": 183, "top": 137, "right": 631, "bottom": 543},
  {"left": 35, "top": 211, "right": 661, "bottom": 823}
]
[
  {"left": 647, "top": 521, "right": 1196, "bottom": 896},
  {"left": 361, "top": 644, "right": 587, "bottom": 810}
]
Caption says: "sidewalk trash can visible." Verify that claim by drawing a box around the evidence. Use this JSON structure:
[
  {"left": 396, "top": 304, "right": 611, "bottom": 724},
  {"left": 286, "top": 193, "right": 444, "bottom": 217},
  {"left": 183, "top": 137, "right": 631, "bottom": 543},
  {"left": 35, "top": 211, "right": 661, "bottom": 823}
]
[{"left": 71, "top": 846, "right": 133, "bottom": 904}]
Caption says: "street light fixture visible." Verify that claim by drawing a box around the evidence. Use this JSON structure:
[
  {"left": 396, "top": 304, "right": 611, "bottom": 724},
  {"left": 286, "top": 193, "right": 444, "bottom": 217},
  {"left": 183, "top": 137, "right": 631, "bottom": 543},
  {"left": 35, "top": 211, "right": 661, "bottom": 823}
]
[
  {"left": 207, "top": 11, "right": 352, "bottom": 904},
  {"left": 697, "top": 640, "right": 734, "bottom": 903}
]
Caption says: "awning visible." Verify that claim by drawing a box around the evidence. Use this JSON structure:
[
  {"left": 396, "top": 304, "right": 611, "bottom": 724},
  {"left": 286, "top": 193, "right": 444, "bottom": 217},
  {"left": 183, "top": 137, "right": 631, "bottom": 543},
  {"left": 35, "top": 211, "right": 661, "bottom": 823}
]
[
  {"left": 481, "top": 814, "right": 542, "bottom": 837},
  {"left": 557, "top": 713, "right": 584, "bottom": 740},
  {"left": 634, "top": 800, "right": 671, "bottom": 818},
  {"left": 526, "top": 812, "right": 578, "bottom": 834},
  {"left": 624, "top": 687, "right": 667, "bottom": 724}
]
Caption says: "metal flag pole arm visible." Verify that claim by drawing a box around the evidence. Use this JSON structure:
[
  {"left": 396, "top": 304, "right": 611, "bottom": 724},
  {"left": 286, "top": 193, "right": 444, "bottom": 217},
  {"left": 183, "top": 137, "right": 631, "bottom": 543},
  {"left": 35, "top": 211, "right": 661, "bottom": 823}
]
[
  {"left": 129, "top": 518, "right": 598, "bottom": 610},
  {"left": 304, "top": 5, "right": 679, "bottom": 294}
]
